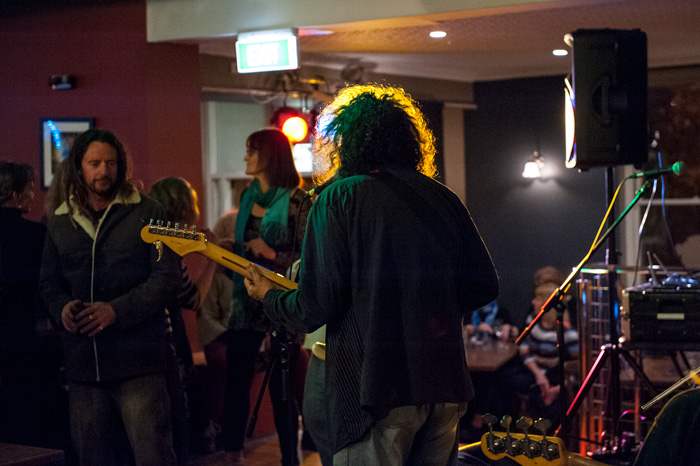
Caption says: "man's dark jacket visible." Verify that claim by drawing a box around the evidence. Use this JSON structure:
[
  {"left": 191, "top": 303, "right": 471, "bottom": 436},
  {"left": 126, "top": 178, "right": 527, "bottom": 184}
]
[{"left": 40, "top": 190, "right": 180, "bottom": 383}]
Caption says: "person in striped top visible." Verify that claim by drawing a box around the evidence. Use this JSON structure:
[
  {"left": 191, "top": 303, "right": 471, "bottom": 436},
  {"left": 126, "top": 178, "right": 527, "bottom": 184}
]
[{"left": 518, "top": 270, "right": 579, "bottom": 425}]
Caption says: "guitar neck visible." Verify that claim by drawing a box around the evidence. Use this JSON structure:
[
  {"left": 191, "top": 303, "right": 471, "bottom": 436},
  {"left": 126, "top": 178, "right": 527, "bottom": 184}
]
[
  {"left": 200, "top": 241, "right": 297, "bottom": 291},
  {"left": 139, "top": 223, "right": 297, "bottom": 291}
]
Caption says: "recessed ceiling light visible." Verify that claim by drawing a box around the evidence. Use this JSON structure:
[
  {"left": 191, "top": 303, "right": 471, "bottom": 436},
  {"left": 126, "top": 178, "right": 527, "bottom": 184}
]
[
  {"left": 430, "top": 31, "right": 447, "bottom": 39},
  {"left": 552, "top": 49, "right": 568, "bottom": 56},
  {"left": 298, "top": 29, "right": 333, "bottom": 37}
]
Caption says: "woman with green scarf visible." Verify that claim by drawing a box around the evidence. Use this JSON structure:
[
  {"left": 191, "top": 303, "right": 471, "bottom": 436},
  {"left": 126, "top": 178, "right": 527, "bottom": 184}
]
[{"left": 223, "top": 129, "right": 310, "bottom": 466}]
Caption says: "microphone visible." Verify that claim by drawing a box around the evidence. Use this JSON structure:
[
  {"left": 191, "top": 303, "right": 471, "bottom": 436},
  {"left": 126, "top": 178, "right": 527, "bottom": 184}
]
[
  {"left": 308, "top": 178, "right": 334, "bottom": 196},
  {"left": 629, "top": 161, "right": 684, "bottom": 179}
]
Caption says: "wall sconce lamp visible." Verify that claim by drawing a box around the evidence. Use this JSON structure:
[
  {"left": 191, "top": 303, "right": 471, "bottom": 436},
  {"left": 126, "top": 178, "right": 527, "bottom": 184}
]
[
  {"left": 50, "top": 75, "right": 75, "bottom": 90},
  {"left": 522, "top": 150, "right": 544, "bottom": 178}
]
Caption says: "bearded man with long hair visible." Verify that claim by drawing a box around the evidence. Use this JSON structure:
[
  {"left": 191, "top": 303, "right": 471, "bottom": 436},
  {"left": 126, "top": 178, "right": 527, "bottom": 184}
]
[{"left": 40, "top": 128, "right": 181, "bottom": 465}]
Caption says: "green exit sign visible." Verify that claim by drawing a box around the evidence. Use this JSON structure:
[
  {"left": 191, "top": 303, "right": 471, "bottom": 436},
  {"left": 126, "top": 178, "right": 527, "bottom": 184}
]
[{"left": 236, "top": 30, "right": 299, "bottom": 73}]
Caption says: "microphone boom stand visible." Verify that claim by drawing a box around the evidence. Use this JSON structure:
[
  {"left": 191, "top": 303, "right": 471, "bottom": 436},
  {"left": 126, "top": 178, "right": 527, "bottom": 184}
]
[{"left": 515, "top": 174, "right": 659, "bottom": 446}]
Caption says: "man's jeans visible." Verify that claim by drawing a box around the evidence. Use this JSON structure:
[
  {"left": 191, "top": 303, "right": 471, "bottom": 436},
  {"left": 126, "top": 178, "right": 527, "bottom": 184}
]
[
  {"left": 333, "top": 402, "right": 468, "bottom": 466},
  {"left": 69, "top": 373, "right": 176, "bottom": 466}
]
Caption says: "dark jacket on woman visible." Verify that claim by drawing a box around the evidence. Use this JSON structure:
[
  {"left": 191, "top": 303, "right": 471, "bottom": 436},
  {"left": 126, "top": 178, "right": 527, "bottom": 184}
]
[{"left": 0, "top": 207, "right": 46, "bottom": 343}]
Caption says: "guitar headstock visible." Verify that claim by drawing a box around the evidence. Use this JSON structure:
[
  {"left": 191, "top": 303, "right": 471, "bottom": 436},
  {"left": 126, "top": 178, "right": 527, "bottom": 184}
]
[
  {"left": 140, "top": 219, "right": 207, "bottom": 257},
  {"left": 480, "top": 414, "right": 565, "bottom": 466}
]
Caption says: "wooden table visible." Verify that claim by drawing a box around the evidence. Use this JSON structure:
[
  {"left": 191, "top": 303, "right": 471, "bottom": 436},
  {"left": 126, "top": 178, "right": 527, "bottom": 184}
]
[
  {"left": 0, "top": 443, "right": 64, "bottom": 466},
  {"left": 465, "top": 338, "right": 518, "bottom": 372}
]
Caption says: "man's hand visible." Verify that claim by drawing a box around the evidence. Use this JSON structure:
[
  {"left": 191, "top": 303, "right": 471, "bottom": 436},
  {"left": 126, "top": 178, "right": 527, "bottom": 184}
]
[
  {"left": 61, "top": 299, "right": 83, "bottom": 333},
  {"left": 534, "top": 369, "right": 551, "bottom": 400},
  {"left": 75, "top": 301, "right": 117, "bottom": 337},
  {"left": 244, "top": 263, "right": 274, "bottom": 301}
]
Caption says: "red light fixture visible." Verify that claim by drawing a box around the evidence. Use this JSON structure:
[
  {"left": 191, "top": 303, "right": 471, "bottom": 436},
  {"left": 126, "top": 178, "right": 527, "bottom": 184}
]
[
  {"left": 271, "top": 106, "right": 309, "bottom": 143},
  {"left": 281, "top": 115, "right": 308, "bottom": 143}
]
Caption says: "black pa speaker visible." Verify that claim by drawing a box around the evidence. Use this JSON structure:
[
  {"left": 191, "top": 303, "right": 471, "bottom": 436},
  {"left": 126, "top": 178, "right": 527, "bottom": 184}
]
[{"left": 565, "top": 29, "right": 648, "bottom": 170}]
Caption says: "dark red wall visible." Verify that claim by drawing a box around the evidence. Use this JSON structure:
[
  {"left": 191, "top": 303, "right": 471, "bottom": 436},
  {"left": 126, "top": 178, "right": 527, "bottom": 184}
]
[
  {"left": 0, "top": 1, "right": 203, "bottom": 224},
  {"left": 0, "top": 1, "right": 208, "bottom": 356}
]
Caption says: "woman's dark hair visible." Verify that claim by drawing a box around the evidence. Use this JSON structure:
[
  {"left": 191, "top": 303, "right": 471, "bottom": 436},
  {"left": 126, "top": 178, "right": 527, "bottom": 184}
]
[
  {"left": 63, "top": 128, "right": 133, "bottom": 215},
  {"left": 148, "top": 177, "right": 199, "bottom": 226},
  {"left": 247, "top": 129, "right": 302, "bottom": 189},
  {"left": 0, "top": 161, "right": 36, "bottom": 206}
]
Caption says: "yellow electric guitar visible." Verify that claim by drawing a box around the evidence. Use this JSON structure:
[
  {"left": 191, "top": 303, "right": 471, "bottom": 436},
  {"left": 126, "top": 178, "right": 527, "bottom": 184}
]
[
  {"left": 477, "top": 414, "right": 607, "bottom": 466},
  {"left": 140, "top": 220, "right": 297, "bottom": 291}
]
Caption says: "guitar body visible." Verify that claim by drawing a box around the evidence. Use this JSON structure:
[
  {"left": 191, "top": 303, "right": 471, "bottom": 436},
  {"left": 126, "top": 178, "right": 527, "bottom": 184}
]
[{"left": 140, "top": 222, "right": 297, "bottom": 290}]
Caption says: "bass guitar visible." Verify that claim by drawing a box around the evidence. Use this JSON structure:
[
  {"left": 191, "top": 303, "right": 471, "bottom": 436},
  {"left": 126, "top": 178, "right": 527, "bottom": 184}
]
[{"left": 140, "top": 220, "right": 297, "bottom": 291}]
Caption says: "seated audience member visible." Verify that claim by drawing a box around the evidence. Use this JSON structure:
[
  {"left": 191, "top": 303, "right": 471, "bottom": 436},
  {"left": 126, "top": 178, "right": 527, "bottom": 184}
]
[
  {"left": 516, "top": 269, "right": 579, "bottom": 427},
  {"left": 148, "top": 176, "right": 219, "bottom": 465},
  {"left": 463, "top": 299, "right": 518, "bottom": 343},
  {"left": 196, "top": 209, "right": 237, "bottom": 452},
  {"left": 533, "top": 266, "right": 566, "bottom": 289},
  {"left": 530, "top": 266, "right": 577, "bottom": 329}
]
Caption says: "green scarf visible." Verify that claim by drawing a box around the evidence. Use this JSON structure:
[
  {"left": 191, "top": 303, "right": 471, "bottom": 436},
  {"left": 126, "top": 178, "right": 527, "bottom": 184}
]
[
  {"left": 230, "top": 179, "right": 292, "bottom": 330},
  {"left": 234, "top": 179, "right": 291, "bottom": 248}
]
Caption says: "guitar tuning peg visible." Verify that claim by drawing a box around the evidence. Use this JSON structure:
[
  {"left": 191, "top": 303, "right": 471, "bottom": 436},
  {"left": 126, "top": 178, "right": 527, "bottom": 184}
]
[
  {"left": 481, "top": 413, "right": 506, "bottom": 456},
  {"left": 166, "top": 221, "right": 171, "bottom": 228},
  {"left": 481, "top": 414, "right": 498, "bottom": 432},
  {"left": 500, "top": 415, "right": 512, "bottom": 433},
  {"left": 533, "top": 418, "right": 559, "bottom": 461},
  {"left": 174, "top": 222, "right": 179, "bottom": 230},
  {"left": 516, "top": 417, "right": 539, "bottom": 459},
  {"left": 516, "top": 416, "right": 533, "bottom": 436},
  {"left": 534, "top": 418, "right": 552, "bottom": 438}
]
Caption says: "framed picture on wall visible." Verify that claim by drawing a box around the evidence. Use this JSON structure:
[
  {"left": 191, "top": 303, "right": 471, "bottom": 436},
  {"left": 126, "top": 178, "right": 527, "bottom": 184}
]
[{"left": 40, "top": 118, "right": 94, "bottom": 189}]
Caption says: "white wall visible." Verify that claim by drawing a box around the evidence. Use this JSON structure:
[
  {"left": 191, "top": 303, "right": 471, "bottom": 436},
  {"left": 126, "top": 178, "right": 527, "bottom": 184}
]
[{"left": 201, "top": 100, "right": 267, "bottom": 227}]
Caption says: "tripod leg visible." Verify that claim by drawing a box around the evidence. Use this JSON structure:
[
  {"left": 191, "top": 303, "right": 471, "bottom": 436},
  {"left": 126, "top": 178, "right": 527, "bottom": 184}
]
[
  {"left": 678, "top": 351, "right": 692, "bottom": 372},
  {"left": 669, "top": 352, "right": 684, "bottom": 378},
  {"left": 247, "top": 355, "right": 276, "bottom": 438},
  {"left": 619, "top": 348, "right": 660, "bottom": 397},
  {"left": 560, "top": 345, "right": 611, "bottom": 431}
]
